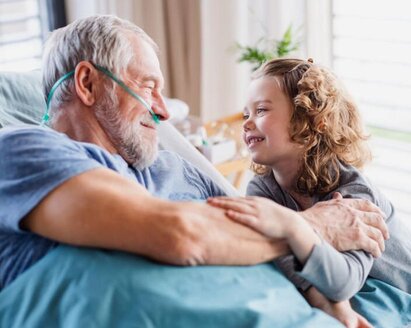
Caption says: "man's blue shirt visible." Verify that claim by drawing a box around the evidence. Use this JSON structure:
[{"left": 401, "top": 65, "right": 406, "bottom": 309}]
[{"left": 0, "top": 126, "right": 224, "bottom": 289}]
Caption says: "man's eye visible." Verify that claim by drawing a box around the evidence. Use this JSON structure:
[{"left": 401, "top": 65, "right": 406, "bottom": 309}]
[{"left": 143, "top": 85, "right": 155, "bottom": 95}]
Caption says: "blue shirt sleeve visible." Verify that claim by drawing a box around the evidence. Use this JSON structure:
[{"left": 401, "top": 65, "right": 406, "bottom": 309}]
[{"left": 0, "top": 126, "right": 102, "bottom": 232}]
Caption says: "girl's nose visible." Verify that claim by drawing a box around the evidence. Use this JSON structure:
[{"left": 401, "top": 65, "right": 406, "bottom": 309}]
[{"left": 242, "top": 117, "right": 255, "bottom": 131}]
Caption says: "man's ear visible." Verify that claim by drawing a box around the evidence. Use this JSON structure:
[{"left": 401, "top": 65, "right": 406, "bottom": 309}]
[{"left": 74, "top": 61, "right": 100, "bottom": 106}]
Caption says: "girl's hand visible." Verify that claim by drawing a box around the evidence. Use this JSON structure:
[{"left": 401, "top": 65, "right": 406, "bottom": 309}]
[
  {"left": 306, "top": 287, "right": 373, "bottom": 328},
  {"left": 319, "top": 300, "right": 373, "bottom": 328},
  {"left": 208, "top": 196, "right": 321, "bottom": 265},
  {"left": 207, "top": 196, "right": 302, "bottom": 239}
]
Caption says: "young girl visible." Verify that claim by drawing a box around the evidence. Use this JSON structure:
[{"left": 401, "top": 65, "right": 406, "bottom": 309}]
[{"left": 208, "top": 58, "right": 411, "bottom": 324}]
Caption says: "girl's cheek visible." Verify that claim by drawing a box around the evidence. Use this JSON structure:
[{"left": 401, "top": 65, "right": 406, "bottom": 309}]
[{"left": 241, "top": 131, "right": 247, "bottom": 145}]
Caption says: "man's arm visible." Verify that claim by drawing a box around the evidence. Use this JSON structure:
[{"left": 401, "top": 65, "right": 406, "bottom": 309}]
[{"left": 23, "top": 168, "right": 289, "bottom": 266}]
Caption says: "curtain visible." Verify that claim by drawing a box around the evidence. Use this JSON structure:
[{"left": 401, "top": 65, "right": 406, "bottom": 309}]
[{"left": 133, "top": 0, "right": 202, "bottom": 117}]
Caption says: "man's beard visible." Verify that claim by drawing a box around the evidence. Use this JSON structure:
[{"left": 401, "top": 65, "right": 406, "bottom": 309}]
[{"left": 95, "top": 89, "right": 159, "bottom": 170}]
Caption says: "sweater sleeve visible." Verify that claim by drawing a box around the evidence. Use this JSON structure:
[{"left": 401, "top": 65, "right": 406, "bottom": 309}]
[{"left": 296, "top": 239, "right": 373, "bottom": 301}]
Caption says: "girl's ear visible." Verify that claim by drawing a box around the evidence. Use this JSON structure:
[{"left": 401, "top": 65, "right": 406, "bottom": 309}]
[{"left": 73, "top": 61, "right": 99, "bottom": 106}]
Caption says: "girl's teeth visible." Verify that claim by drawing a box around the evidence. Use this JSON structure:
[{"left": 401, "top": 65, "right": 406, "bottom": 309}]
[{"left": 249, "top": 137, "right": 264, "bottom": 144}]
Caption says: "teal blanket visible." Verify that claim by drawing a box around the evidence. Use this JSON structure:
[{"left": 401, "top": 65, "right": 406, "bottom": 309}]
[{"left": 0, "top": 246, "right": 410, "bottom": 327}]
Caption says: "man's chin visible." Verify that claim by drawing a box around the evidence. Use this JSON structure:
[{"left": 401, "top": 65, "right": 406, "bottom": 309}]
[{"left": 131, "top": 149, "right": 159, "bottom": 170}]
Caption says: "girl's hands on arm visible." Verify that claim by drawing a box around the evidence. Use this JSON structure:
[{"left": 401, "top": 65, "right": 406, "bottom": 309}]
[
  {"left": 207, "top": 196, "right": 321, "bottom": 265},
  {"left": 209, "top": 192, "right": 388, "bottom": 258}
]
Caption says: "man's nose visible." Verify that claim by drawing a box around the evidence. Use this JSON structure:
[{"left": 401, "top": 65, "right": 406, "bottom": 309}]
[{"left": 151, "top": 93, "right": 170, "bottom": 121}]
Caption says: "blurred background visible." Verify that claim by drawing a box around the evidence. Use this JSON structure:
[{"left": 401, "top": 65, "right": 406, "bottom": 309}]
[{"left": 0, "top": 0, "right": 410, "bottom": 219}]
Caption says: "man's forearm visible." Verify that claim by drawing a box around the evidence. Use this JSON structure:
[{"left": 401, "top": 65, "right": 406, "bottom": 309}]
[
  {"left": 23, "top": 168, "right": 289, "bottom": 266},
  {"left": 197, "top": 210, "right": 290, "bottom": 265},
  {"left": 23, "top": 168, "right": 197, "bottom": 264}
]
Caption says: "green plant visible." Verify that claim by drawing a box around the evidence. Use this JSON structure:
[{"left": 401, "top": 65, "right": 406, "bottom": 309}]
[{"left": 236, "top": 25, "right": 299, "bottom": 71}]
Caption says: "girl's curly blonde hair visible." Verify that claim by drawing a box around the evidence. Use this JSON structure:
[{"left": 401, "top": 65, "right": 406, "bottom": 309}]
[{"left": 251, "top": 58, "right": 372, "bottom": 196}]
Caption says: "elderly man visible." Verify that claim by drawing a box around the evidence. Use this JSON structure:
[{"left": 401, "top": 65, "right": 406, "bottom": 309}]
[{"left": 0, "top": 15, "right": 386, "bottom": 325}]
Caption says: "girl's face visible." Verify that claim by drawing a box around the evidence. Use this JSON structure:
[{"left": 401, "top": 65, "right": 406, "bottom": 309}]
[{"left": 243, "top": 77, "right": 302, "bottom": 168}]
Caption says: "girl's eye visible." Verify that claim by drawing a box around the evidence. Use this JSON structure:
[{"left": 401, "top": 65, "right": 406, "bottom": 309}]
[
  {"left": 256, "top": 108, "right": 266, "bottom": 115},
  {"left": 243, "top": 113, "right": 250, "bottom": 120}
]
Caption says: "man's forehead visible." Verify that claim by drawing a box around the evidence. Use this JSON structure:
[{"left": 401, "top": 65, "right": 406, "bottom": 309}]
[
  {"left": 125, "top": 28, "right": 158, "bottom": 53},
  {"left": 128, "top": 33, "right": 158, "bottom": 59},
  {"left": 126, "top": 36, "right": 162, "bottom": 76}
]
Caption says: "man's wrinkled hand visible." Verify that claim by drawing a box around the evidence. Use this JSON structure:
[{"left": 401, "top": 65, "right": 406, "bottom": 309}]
[{"left": 300, "top": 192, "right": 388, "bottom": 257}]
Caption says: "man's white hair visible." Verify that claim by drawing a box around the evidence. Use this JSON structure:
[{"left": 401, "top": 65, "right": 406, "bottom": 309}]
[{"left": 42, "top": 15, "right": 158, "bottom": 113}]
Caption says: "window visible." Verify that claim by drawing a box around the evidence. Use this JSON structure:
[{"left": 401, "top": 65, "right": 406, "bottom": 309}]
[
  {"left": 331, "top": 0, "right": 411, "bottom": 218},
  {"left": 0, "top": 0, "right": 47, "bottom": 71}
]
